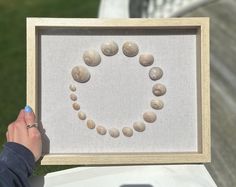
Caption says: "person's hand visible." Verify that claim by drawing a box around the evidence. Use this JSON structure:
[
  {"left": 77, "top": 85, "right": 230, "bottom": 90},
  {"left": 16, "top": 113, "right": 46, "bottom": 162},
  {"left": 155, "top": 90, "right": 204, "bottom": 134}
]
[{"left": 6, "top": 106, "right": 42, "bottom": 161}]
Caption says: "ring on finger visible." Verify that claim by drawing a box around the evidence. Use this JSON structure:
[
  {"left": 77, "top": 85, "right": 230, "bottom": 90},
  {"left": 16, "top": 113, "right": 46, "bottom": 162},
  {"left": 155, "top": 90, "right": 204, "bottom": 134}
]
[{"left": 26, "top": 123, "right": 38, "bottom": 129}]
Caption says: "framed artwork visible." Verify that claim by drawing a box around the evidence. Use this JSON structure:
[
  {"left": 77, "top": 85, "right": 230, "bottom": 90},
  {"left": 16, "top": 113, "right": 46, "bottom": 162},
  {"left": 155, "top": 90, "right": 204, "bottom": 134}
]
[{"left": 26, "top": 18, "right": 210, "bottom": 165}]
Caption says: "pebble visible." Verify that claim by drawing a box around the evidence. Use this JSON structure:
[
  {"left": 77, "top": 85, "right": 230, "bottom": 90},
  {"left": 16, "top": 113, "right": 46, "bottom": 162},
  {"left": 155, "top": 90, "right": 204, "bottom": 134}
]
[
  {"left": 150, "top": 99, "right": 164, "bottom": 110},
  {"left": 108, "top": 128, "right": 120, "bottom": 138},
  {"left": 101, "top": 41, "right": 119, "bottom": 56},
  {"left": 122, "top": 127, "right": 133, "bottom": 137},
  {"left": 83, "top": 49, "right": 101, "bottom": 66},
  {"left": 143, "top": 111, "right": 157, "bottom": 123},
  {"left": 149, "top": 67, "right": 163, "bottom": 80},
  {"left": 152, "top": 83, "right": 166, "bottom": 96},
  {"left": 69, "top": 84, "right": 76, "bottom": 92},
  {"left": 96, "top": 125, "right": 107, "bottom": 135},
  {"left": 122, "top": 41, "right": 139, "bottom": 57},
  {"left": 71, "top": 65, "right": 91, "bottom": 83},
  {"left": 70, "top": 93, "right": 77, "bottom": 101},
  {"left": 72, "top": 103, "right": 80, "bottom": 111},
  {"left": 133, "top": 121, "right": 146, "bottom": 132},
  {"left": 78, "top": 111, "right": 86, "bottom": 120},
  {"left": 87, "top": 119, "right": 96, "bottom": 129},
  {"left": 139, "top": 53, "right": 154, "bottom": 66}
]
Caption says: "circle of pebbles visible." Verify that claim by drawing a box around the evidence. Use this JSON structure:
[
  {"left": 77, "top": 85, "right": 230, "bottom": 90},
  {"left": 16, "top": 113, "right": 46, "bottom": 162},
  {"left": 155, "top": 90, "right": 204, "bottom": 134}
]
[{"left": 69, "top": 40, "right": 167, "bottom": 138}]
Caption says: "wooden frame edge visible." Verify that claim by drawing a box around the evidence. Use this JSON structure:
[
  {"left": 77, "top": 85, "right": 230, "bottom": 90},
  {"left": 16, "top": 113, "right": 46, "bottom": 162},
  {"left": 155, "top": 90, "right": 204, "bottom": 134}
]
[
  {"left": 199, "top": 18, "right": 211, "bottom": 162},
  {"left": 26, "top": 18, "right": 38, "bottom": 120},
  {"left": 27, "top": 17, "right": 208, "bottom": 27},
  {"left": 41, "top": 153, "right": 210, "bottom": 165},
  {"left": 26, "top": 17, "right": 211, "bottom": 165}
]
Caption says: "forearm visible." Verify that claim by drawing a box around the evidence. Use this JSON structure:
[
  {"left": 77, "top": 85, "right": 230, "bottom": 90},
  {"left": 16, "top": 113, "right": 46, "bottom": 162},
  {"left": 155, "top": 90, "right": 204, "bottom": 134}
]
[{"left": 0, "top": 142, "right": 35, "bottom": 187}]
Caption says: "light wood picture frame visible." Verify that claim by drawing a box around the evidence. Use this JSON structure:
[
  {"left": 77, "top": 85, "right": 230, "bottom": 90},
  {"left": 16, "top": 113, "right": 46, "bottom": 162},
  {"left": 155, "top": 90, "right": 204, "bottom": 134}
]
[{"left": 26, "top": 18, "right": 210, "bottom": 165}]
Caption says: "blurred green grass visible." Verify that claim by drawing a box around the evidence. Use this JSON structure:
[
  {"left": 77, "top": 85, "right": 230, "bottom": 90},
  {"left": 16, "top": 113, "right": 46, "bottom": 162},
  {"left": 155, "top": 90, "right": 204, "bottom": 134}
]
[{"left": 0, "top": 0, "right": 99, "bottom": 175}]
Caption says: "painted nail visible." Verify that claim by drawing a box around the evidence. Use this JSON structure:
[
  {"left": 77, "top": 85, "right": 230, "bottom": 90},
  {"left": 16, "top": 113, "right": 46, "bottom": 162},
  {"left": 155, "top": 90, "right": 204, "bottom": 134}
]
[{"left": 24, "top": 105, "right": 32, "bottom": 113}]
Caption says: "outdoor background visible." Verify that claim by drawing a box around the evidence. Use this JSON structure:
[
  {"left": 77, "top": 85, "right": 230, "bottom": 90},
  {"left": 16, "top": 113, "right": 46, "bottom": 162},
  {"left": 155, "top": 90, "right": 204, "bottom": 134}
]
[
  {"left": 0, "top": 0, "right": 236, "bottom": 187},
  {"left": 0, "top": 0, "right": 100, "bottom": 175}
]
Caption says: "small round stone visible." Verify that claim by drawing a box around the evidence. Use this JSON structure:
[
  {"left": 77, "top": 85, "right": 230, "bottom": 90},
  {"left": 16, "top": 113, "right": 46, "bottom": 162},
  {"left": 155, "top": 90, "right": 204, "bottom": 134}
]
[
  {"left": 139, "top": 53, "right": 154, "bottom": 66},
  {"left": 122, "top": 127, "right": 133, "bottom": 137},
  {"left": 78, "top": 111, "right": 86, "bottom": 120},
  {"left": 72, "top": 103, "right": 80, "bottom": 111},
  {"left": 152, "top": 83, "right": 166, "bottom": 96},
  {"left": 69, "top": 84, "right": 76, "bottom": 92},
  {"left": 87, "top": 119, "right": 96, "bottom": 129},
  {"left": 122, "top": 41, "right": 139, "bottom": 57},
  {"left": 101, "top": 41, "right": 119, "bottom": 56},
  {"left": 150, "top": 99, "right": 164, "bottom": 110},
  {"left": 149, "top": 67, "right": 163, "bottom": 80},
  {"left": 108, "top": 128, "right": 120, "bottom": 138},
  {"left": 96, "top": 125, "right": 107, "bottom": 135},
  {"left": 143, "top": 111, "right": 157, "bottom": 123},
  {"left": 70, "top": 93, "right": 77, "bottom": 101},
  {"left": 83, "top": 49, "right": 101, "bottom": 66},
  {"left": 133, "top": 121, "right": 146, "bottom": 132},
  {"left": 71, "top": 65, "right": 91, "bottom": 83}
]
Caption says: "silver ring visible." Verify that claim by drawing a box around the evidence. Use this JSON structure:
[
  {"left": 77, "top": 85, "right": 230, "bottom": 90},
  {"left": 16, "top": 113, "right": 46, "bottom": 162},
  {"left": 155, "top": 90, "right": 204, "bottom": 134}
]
[{"left": 26, "top": 123, "right": 38, "bottom": 129}]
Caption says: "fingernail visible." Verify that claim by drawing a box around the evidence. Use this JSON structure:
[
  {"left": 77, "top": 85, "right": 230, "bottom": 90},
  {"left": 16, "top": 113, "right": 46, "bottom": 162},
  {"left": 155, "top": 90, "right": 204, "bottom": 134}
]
[{"left": 24, "top": 105, "right": 32, "bottom": 113}]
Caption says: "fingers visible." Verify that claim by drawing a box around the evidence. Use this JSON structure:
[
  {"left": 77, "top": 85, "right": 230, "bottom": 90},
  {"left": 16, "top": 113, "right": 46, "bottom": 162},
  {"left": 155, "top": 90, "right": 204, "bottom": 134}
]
[
  {"left": 24, "top": 106, "right": 42, "bottom": 161},
  {"left": 14, "top": 120, "right": 29, "bottom": 142},
  {"left": 16, "top": 109, "right": 25, "bottom": 123},
  {"left": 24, "top": 106, "right": 41, "bottom": 138},
  {"left": 7, "top": 109, "right": 27, "bottom": 142},
  {"left": 13, "top": 109, "right": 29, "bottom": 141},
  {"left": 6, "top": 106, "right": 42, "bottom": 162},
  {"left": 24, "top": 105, "right": 35, "bottom": 125}
]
